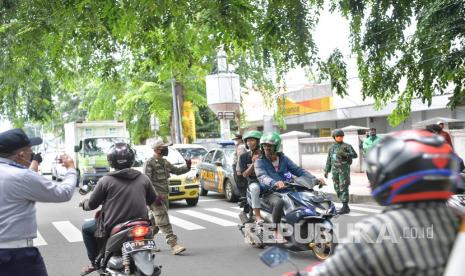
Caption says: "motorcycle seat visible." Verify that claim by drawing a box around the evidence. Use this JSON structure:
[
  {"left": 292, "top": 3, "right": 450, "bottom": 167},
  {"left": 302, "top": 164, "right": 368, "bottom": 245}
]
[{"left": 110, "top": 219, "right": 150, "bottom": 235}]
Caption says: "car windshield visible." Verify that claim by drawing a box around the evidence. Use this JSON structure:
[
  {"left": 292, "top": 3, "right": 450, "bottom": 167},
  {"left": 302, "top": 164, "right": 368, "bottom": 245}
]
[
  {"left": 165, "top": 148, "right": 186, "bottom": 165},
  {"left": 83, "top": 137, "right": 127, "bottom": 156},
  {"left": 223, "top": 148, "right": 235, "bottom": 164},
  {"left": 176, "top": 148, "right": 207, "bottom": 159}
]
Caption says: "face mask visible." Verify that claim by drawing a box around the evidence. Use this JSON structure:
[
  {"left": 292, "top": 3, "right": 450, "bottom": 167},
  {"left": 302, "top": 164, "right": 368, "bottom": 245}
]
[
  {"left": 370, "top": 133, "right": 376, "bottom": 137},
  {"left": 161, "top": 147, "right": 168, "bottom": 157}
]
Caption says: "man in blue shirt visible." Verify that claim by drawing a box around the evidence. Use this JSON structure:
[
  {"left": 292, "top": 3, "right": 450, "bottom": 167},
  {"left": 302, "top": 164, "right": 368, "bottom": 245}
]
[
  {"left": 255, "top": 132, "right": 324, "bottom": 242},
  {"left": 0, "top": 128, "right": 77, "bottom": 276}
]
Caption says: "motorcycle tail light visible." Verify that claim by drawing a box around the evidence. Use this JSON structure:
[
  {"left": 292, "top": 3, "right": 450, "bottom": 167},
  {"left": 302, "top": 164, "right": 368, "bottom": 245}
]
[{"left": 131, "top": 226, "right": 150, "bottom": 241}]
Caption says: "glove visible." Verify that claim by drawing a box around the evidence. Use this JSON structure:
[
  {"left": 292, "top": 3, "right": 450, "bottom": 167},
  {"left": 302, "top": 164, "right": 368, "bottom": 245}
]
[
  {"left": 185, "top": 159, "right": 192, "bottom": 170},
  {"left": 32, "top": 152, "right": 43, "bottom": 164},
  {"left": 324, "top": 172, "right": 328, "bottom": 179},
  {"left": 337, "top": 150, "right": 348, "bottom": 159},
  {"left": 154, "top": 195, "right": 164, "bottom": 206}
]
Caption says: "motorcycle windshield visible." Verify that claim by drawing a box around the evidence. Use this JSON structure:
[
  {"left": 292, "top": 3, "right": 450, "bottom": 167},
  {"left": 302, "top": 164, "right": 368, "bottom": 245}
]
[{"left": 293, "top": 175, "right": 316, "bottom": 189}]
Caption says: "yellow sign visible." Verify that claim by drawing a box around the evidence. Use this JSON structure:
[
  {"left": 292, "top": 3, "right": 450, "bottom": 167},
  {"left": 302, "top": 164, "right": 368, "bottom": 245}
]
[
  {"left": 182, "top": 101, "right": 196, "bottom": 143},
  {"left": 279, "top": 96, "right": 333, "bottom": 116}
]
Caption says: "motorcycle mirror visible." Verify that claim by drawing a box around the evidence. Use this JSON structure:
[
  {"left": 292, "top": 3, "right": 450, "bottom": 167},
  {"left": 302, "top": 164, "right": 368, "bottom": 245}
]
[
  {"left": 79, "top": 184, "right": 92, "bottom": 195},
  {"left": 259, "top": 246, "right": 290, "bottom": 268}
]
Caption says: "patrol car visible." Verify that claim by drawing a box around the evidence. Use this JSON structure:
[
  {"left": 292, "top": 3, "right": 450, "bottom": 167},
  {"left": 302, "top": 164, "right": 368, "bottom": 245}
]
[{"left": 197, "top": 142, "right": 243, "bottom": 202}]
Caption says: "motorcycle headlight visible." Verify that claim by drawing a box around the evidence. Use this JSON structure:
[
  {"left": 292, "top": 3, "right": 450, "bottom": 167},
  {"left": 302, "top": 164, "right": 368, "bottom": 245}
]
[{"left": 82, "top": 167, "right": 96, "bottom": 174}]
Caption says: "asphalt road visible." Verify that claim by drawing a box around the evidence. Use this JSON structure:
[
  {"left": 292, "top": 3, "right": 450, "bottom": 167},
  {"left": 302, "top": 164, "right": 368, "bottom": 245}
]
[{"left": 35, "top": 180, "right": 384, "bottom": 276}]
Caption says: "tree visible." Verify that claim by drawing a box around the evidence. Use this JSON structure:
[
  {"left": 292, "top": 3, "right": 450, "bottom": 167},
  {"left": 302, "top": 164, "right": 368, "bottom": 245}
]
[
  {"left": 330, "top": 0, "right": 465, "bottom": 125},
  {"left": 0, "top": 0, "right": 327, "bottom": 140}
]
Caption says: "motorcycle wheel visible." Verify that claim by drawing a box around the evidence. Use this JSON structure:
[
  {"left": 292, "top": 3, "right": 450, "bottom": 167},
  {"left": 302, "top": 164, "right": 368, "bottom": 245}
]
[
  {"left": 224, "top": 180, "right": 238, "bottom": 202},
  {"left": 310, "top": 230, "right": 335, "bottom": 261}
]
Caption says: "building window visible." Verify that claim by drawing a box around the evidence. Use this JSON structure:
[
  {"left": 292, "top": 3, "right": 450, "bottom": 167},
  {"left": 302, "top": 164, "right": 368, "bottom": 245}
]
[
  {"left": 108, "top": 128, "right": 117, "bottom": 135},
  {"left": 84, "top": 128, "right": 93, "bottom": 137}
]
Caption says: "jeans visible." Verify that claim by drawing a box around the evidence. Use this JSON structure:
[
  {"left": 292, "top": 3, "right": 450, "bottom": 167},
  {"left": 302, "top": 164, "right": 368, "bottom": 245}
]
[
  {"left": 82, "top": 219, "right": 98, "bottom": 263},
  {"left": 248, "top": 183, "right": 261, "bottom": 209},
  {"left": 262, "top": 193, "right": 285, "bottom": 223},
  {"left": 0, "top": 247, "right": 48, "bottom": 276}
]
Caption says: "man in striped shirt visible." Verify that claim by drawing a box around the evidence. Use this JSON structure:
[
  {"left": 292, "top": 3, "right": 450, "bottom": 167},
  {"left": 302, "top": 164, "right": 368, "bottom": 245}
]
[{"left": 311, "top": 130, "right": 461, "bottom": 276}]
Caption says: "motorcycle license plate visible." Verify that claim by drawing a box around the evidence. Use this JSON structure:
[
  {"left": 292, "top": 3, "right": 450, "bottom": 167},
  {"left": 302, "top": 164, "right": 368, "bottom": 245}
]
[
  {"left": 171, "top": 186, "right": 180, "bottom": 193},
  {"left": 123, "top": 240, "right": 155, "bottom": 253}
]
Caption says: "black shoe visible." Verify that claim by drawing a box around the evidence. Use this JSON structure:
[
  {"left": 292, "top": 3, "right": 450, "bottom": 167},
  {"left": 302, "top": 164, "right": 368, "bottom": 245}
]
[{"left": 337, "top": 203, "right": 350, "bottom": 215}]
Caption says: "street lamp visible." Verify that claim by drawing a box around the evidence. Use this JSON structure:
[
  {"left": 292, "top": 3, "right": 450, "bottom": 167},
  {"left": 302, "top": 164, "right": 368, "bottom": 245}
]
[
  {"left": 217, "top": 49, "right": 228, "bottom": 73},
  {"left": 206, "top": 48, "right": 241, "bottom": 140}
]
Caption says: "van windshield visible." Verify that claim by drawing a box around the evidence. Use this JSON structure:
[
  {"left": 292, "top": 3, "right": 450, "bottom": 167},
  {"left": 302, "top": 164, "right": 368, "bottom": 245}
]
[{"left": 83, "top": 137, "right": 127, "bottom": 156}]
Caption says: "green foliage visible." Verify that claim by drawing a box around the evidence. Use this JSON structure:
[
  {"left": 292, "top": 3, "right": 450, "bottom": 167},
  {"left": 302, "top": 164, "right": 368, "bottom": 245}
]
[
  {"left": 319, "top": 49, "right": 348, "bottom": 97},
  {"left": 1, "top": 0, "right": 322, "bottom": 140},
  {"left": 196, "top": 106, "right": 220, "bottom": 138},
  {"left": 332, "top": 0, "right": 465, "bottom": 125}
]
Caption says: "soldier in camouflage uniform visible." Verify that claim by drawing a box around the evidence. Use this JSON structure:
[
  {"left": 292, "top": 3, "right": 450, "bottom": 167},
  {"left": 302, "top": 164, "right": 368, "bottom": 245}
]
[
  {"left": 324, "top": 129, "right": 358, "bottom": 214},
  {"left": 144, "top": 138, "right": 191, "bottom": 255}
]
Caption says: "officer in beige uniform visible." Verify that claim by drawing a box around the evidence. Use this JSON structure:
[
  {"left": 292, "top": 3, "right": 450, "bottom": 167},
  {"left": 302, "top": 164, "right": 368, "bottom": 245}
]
[{"left": 143, "top": 138, "right": 191, "bottom": 255}]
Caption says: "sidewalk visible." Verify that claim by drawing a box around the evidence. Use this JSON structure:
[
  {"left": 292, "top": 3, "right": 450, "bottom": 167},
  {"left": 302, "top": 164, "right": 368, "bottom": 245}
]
[{"left": 306, "top": 169, "right": 374, "bottom": 203}]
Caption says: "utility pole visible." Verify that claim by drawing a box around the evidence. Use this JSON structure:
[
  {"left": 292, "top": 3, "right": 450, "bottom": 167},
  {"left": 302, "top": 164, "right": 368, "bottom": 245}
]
[{"left": 171, "top": 77, "right": 183, "bottom": 144}]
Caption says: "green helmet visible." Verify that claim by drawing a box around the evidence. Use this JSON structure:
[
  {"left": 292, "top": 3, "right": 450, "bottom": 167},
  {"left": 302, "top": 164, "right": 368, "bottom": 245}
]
[
  {"left": 243, "top": 130, "right": 263, "bottom": 150},
  {"left": 260, "top": 132, "right": 282, "bottom": 152},
  {"left": 332, "top": 129, "right": 344, "bottom": 138}
]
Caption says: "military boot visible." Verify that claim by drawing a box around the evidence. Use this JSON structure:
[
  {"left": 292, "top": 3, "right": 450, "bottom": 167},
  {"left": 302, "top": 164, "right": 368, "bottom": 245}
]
[
  {"left": 171, "top": 243, "right": 186, "bottom": 255},
  {"left": 337, "top": 202, "right": 350, "bottom": 214}
]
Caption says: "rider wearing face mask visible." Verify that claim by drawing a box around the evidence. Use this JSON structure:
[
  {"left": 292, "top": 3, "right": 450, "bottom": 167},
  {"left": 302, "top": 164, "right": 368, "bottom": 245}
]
[
  {"left": 255, "top": 132, "right": 324, "bottom": 242},
  {"left": 324, "top": 129, "right": 358, "bottom": 214},
  {"left": 143, "top": 138, "right": 191, "bottom": 255}
]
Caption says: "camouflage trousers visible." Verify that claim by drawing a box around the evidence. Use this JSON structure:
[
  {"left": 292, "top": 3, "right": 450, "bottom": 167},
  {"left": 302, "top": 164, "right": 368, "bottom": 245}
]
[
  {"left": 332, "top": 165, "right": 350, "bottom": 203},
  {"left": 149, "top": 194, "right": 178, "bottom": 246}
]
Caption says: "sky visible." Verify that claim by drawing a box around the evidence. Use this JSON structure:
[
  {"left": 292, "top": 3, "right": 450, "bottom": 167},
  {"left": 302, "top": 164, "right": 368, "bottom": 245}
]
[{"left": 285, "top": 7, "right": 353, "bottom": 91}]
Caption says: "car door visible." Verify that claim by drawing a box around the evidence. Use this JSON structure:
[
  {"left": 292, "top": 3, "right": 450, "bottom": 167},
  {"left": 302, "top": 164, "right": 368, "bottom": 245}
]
[
  {"left": 199, "top": 150, "right": 217, "bottom": 191},
  {"left": 212, "top": 150, "right": 226, "bottom": 193}
]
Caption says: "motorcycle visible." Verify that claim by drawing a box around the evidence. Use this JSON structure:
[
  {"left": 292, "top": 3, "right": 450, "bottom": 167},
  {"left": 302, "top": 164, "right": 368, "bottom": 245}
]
[
  {"left": 238, "top": 176, "right": 337, "bottom": 261},
  {"left": 80, "top": 182, "right": 161, "bottom": 276}
]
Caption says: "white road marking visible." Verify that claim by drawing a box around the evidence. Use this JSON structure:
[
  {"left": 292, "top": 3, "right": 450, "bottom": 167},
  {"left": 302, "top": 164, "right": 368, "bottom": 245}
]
[
  {"left": 33, "top": 231, "right": 47, "bottom": 246},
  {"left": 344, "top": 212, "right": 366, "bottom": 217},
  {"left": 169, "top": 215, "right": 205, "bottom": 230},
  {"left": 334, "top": 203, "right": 382, "bottom": 214},
  {"left": 198, "top": 199, "right": 221, "bottom": 202},
  {"left": 52, "top": 221, "right": 83, "bottom": 242},
  {"left": 176, "top": 210, "right": 237, "bottom": 227},
  {"left": 205, "top": 208, "right": 239, "bottom": 218},
  {"left": 231, "top": 206, "right": 241, "bottom": 210}
]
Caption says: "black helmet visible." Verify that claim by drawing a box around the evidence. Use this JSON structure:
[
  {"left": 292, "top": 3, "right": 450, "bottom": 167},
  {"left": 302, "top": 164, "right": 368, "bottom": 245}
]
[
  {"left": 331, "top": 129, "right": 344, "bottom": 138},
  {"left": 107, "top": 143, "right": 135, "bottom": 170},
  {"left": 365, "top": 130, "right": 457, "bottom": 206}
]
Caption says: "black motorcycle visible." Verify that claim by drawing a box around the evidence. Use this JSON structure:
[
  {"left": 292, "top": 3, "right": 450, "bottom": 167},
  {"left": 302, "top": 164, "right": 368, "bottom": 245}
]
[
  {"left": 238, "top": 176, "right": 337, "bottom": 260},
  {"left": 80, "top": 182, "right": 161, "bottom": 276}
]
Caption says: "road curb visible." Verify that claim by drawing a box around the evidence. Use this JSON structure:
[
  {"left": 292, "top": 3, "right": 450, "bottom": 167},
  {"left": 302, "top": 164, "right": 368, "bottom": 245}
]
[{"left": 325, "top": 192, "right": 374, "bottom": 203}]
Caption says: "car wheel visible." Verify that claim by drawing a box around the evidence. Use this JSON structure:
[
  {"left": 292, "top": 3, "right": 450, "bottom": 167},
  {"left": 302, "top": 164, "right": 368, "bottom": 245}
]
[
  {"left": 52, "top": 174, "right": 56, "bottom": 181},
  {"left": 186, "top": 197, "right": 199, "bottom": 207},
  {"left": 224, "top": 180, "right": 238, "bottom": 202}
]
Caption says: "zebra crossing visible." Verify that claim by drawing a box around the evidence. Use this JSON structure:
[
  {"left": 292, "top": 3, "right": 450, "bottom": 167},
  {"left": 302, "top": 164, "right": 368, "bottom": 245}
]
[{"left": 33, "top": 204, "right": 383, "bottom": 247}]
